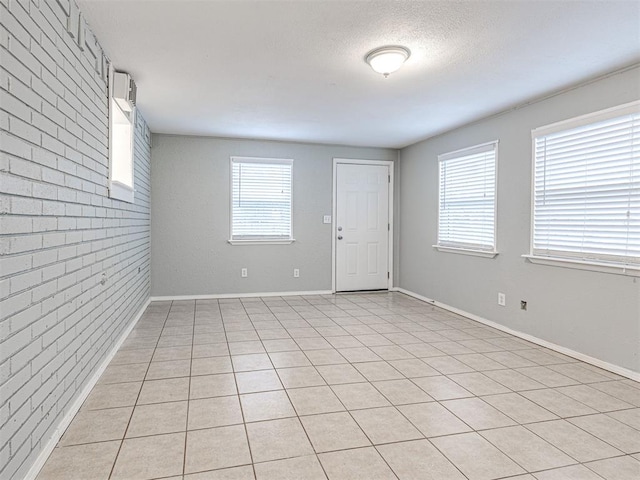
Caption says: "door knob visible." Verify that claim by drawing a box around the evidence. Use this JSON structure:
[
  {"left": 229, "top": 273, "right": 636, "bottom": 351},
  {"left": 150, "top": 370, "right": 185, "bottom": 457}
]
[
  {"left": 338, "top": 226, "right": 343, "bottom": 231},
  {"left": 337, "top": 235, "right": 343, "bottom": 240}
]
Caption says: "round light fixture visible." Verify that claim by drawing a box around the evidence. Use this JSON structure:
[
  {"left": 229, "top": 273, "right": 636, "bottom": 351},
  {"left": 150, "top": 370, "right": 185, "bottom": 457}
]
[{"left": 365, "top": 46, "right": 410, "bottom": 78}]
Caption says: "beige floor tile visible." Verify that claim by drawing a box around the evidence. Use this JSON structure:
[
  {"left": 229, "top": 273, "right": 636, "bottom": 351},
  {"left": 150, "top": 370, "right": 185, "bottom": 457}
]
[
  {"left": 556, "top": 385, "right": 634, "bottom": 412},
  {"left": 590, "top": 381, "right": 640, "bottom": 407},
  {"left": 373, "top": 379, "right": 434, "bottom": 405},
  {"left": 287, "top": 386, "right": 345, "bottom": 415},
  {"left": 548, "top": 364, "right": 613, "bottom": 384},
  {"left": 232, "top": 354, "right": 273, "bottom": 372},
  {"left": 607, "top": 408, "right": 640, "bottom": 430},
  {"left": 484, "top": 369, "right": 546, "bottom": 391},
  {"left": 412, "top": 376, "right": 473, "bottom": 400},
  {"left": 36, "top": 442, "right": 120, "bottom": 480},
  {"left": 424, "top": 355, "right": 476, "bottom": 375},
  {"left": 527, "top": 419, "right": 623, "bottom": 462},
  {"left": 254, "top": 454, "right": 326, "bottom": 480},
  {"left": 227, "top": 331, "right": 260, "bottom": 342},
  {"left": 432, "top": 432, "right": 525, "bottom": 480},
  {"left": 262, "top": 339, "right": 300, "bottom": 353},
  {"left": 398, "top": 402, "right": 472, "bottom": 437},
  {"left": 331, "top": 382, "right": 391, "bottom": 410},
  {"left": 482, "top": 392, "right": 558, "bottom": 424},
  {"left": 268, "top": 351, "right": 312, "bottom": 368},
  {"left": 453, "top": 353, "right": 506, "bottom": 371},
  {"left": 516, "top": 367, "right": 579, "bottom": 388},
  {"left": 229, "top": 341, "right": 266, "bottom": 355},
  {"left": 351, "top": 406, "right": 423, "bottom": 444},
  {"left": 193, "top": 356, "right": 234, "bottom": 375},
  {"left": 60, "top": 407, "right": 132, "bottom": 446},
  {"left": 185, "top": 425, "right": 251, "bottom": 473},
  {"left": 318, "top": 447, "right": 396, "bottom": 480},
  {"left": 484, "top": 351, "right": 537, "bottom": 368},
  {"left": 521, "top": 389, "right": 598, "bottom": 417},
  {"left": 246, "top": 417, "right": 314, "bottom": 463},
  {"left": 401, "top": 342, "right": 446, "bottom": 358},
  {"left": 304, "top": 349, "right": 347, "bottom": 366},
  {"left": 585, "top": 456, "right": 640, "bottom": 480},
  {"left": 295, "top": 337, "right": 333, "bottom": 350},
  {"left": 442, "top": 397, "right": 516, "bottom": 430},
  {"left": 153, "top": 345, "right": 193, "bottom": 362},
  {"left": 385, "top": 359, "right": 437, "bottom": 378},
  {"left": 127, "top": 400, "right": 188, "bottom": 437},
  {"left": 316, "top": 364, "right": 366, "bottom": 384},
  {"left": 111, "top": 348, "right": 155, "bottom": 365},
  {"left": 235, "top": 370, "right": 283, "bottom": 394},
  {"left": 185, "top": 465, "right": 255, "bottom": 479},
  {"left": 277, "top": 366, "right": 326, "bottom": 388},
  {"left": 370, "top": 345, "right": 414, "bottom": 360},
  {"left": 190, "top": 373, "right": 238, "bottom": 399},
  {"left": 146, "top": 359, "right": 191, "bottom": 380},
  {"left": 377, "top": 439, "right": 467, "bottom": 480},
  {"left": 138, "top": 377, "right": 190, "bottom": 404},
  {"left": 569, "top": 414, "right": 640, "bottom": 453},
  {"left": 240, "top": 390, "right": 295, "bottom": 422},
  {"left": 112, "top": 432, "right": 185, "bottom": 479},
  {"left": 99, "top": 363, "right": 149, "bottom": 384},
  {"left": 481, "top": 425, "right": 575, "bottom": 471},
  {"left": 353, "top": 361, "right": 403, "bottom": 381},
  {"left": 533, "top": 464, "right": 604, "bottom": 480},
  {"left": 336, "top": 347, "right": 381, "bottom": 363},
  {"left": 192, "top": 343, "right": 230, "bottom": 358},
  {"left": 301, "top": 412, "right": 370, "bottom": 452},
  {"left": 188, "top": 396, "right": 244, "bottom": 429},
  {"left": 327, "top": 336, "right": 363, "bottom": 348},
  {"left": 82, "top": 381, "right": 142, "bottom": 410},
  {"left": 448, "top": 372, "right": 511, "bottom": 396}
]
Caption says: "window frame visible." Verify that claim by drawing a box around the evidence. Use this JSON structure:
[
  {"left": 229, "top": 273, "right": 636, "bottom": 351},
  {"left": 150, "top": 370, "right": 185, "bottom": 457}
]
[
  {"left": 108, "top": 64, "right": 135, "bottom": 203},
  {"left": 228, "top": 156, "right": 295, "bottom": 245},
  {"left": 523, "top": 100, "right": 640, "bottom": 277},
  {"left": 433, "top": 140, "right": 499, "bottom": 258}
]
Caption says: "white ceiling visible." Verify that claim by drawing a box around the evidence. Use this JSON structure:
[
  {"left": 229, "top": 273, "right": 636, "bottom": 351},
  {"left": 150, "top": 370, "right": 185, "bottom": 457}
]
[{"left": 79, "top": 0, "right": 640, "bottom": 149}]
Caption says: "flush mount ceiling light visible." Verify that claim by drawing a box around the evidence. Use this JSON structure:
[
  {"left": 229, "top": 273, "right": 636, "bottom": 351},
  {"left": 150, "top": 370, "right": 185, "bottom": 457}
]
[{"left": 365, "top": 46, "right": 410, "bottom": 78}]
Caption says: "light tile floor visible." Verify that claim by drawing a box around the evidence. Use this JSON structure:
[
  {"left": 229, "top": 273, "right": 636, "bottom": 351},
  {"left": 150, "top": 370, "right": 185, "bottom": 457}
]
[{"left": 37, "top": 292, "right": 640, "bottom": 480}]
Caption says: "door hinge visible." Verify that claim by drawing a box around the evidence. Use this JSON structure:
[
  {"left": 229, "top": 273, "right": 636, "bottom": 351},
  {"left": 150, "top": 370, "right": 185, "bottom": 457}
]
[
  {"left": 387, "top": 272, "right": 390, "bottom": 279},
  {"left": 388, "top": 223, "right": 390, "bottom": 231},
  {"left": 388, "top": 175, "right": 391, "bottom": 183}
]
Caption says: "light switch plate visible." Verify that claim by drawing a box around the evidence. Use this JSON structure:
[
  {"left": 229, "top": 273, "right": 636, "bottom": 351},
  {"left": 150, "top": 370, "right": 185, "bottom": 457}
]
[{"left": 323, "top": 215, "right": 331, "bottom": 224}]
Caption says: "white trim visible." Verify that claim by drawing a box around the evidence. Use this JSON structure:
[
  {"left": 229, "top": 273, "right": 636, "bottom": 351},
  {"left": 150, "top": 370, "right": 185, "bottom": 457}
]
[
  {"left": 24, "top": 297, "right": 151, "bottom": 480},
  {"left": 332, "top": 158, "right": 394, "bottom": 293},
  {"left": 228, "top": 239, "right": 296, "bottom": 246},
  {"left": 394, "top": 287, "right": 639, "bottom": 381},
  {"left": 150, "top": 290, "right": 333, "bottom": 301},
  {"left": 433, "top": 245, "right": 499, "bottom": 258},
  {"left": 523, "top": 254, "right": 640, "bottom": 277},
  {"left": 531, "top": 99, "right": 640, "bottom": 137},
  {"left": 437, "top": 139, "right": 499, "bottom": 162}
]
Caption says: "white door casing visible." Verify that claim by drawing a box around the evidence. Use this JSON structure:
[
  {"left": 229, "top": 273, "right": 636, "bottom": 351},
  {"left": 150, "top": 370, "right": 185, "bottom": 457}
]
[{"left": 334, "top": 161, "right": 391, "bottom": 292}]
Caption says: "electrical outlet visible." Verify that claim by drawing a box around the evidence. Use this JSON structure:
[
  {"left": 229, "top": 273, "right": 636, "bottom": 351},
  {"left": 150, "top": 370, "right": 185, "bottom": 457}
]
[
  {"left": 520, "top": 300, "right": 527, "bottom": 310},
  {"left": 293, "top": 268, "right": 300, "bottom": 278},
  {"left": 498, "top": 292, "right": 506, "bottom": 306},
  {"left": 323, "top": 215, "right": 331, "bottom": 224},
  {"left": 241, "top": 268, "right": 248, "bottom": 278}
]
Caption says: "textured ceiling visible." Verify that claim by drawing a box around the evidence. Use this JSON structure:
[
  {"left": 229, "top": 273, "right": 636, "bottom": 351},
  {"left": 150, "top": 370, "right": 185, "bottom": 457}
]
[{"left": 78, "top": 0, "right": 640, "bottom": 148}]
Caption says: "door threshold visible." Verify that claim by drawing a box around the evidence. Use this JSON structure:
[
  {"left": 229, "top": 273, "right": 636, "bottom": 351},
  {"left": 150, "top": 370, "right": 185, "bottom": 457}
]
[{"left": 335, "top": 289, "right": 389, "bottom": 294}]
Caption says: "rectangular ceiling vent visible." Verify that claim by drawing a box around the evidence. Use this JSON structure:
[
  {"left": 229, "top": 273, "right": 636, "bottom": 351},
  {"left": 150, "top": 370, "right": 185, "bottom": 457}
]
[{"left": 113, "top": 71, "right": 137, "bottom": 112}]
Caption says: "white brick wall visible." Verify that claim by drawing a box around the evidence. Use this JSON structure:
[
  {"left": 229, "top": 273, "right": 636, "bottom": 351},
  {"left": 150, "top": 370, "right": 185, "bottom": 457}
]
[{"left": 0, "top": 0, "right": 151, "bottom": 478}]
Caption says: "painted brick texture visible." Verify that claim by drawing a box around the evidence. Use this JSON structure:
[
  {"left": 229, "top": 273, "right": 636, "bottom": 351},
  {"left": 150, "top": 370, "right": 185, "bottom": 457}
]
[{"left": 0, "top": 0, "right": 152, "bottom": 478}]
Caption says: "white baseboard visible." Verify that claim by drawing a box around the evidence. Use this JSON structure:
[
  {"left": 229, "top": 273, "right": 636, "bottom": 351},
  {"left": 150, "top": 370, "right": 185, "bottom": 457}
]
[
  {"left": 150, "top": 290, "right": 333, "bottom": 302},
  {"left": 395, "top": 288, "right": 640, "bottom": 382},
  {"left": 24, "top": 297, "right": 151, "bottom": 480}
]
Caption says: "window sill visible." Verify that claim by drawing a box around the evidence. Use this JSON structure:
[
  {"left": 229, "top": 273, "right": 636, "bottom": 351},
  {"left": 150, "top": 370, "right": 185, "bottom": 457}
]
[
  {"left": 522, "top": 254, "right": 640, "bottom": 277},
  {"left": 228, "top": 239, "right": 296, "bottom": 246},
  {"left": 109, "top": 181, "right": 135, "bottom": 203},
  {"left": 433, "top": 245, "right": 498, "bottom": 258}
]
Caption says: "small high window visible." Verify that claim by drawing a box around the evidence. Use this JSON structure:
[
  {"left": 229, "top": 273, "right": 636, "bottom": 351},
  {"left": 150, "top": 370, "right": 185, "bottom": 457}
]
[{"left": 108, "top": 67, "right": 135, "bottom": 203}]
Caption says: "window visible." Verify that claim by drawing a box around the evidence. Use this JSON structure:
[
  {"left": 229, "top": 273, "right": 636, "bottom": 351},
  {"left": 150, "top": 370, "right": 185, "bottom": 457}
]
[
  {"left": 108, "top": 67, "right": 135, "bottom": 203},
  {"left": 528, "top": 101, "right": 639, "bottom": 274},
  {"left": 229, "top": 157, "right": 293, "bottom": 244},
  {"left": 435, "top": 141, "right": 498, "bottom": 257}
]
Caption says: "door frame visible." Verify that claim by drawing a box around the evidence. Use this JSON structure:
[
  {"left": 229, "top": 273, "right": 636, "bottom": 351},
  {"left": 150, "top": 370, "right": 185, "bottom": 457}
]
[{"left": 332, "top": 158, "right": 394, "bottom": 293}]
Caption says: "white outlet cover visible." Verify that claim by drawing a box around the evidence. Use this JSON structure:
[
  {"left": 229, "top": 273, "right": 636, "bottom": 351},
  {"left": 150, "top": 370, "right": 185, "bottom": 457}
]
[
  {"left": 498, "top": 293, "right": 506, "bottom": 306},
  {"left": 323, "top": 215, "right": 331, "bottom": 224}
]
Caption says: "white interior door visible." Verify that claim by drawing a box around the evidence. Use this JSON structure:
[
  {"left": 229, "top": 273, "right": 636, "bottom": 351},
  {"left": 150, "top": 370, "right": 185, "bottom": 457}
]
[{"left": 336, "top": 163, "right": 390, "bottom": 292}]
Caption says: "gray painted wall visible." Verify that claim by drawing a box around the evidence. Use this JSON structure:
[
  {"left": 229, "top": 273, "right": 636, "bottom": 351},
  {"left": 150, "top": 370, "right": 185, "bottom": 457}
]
[
  {"left": 151, "top": 135, "right": 397, "bottom": 296},
  {"left": 0, "top": 1, "right": 151, "bottom": 478},
  {"left": 398, "top": 67, "right": 640, "bottom": 373}
]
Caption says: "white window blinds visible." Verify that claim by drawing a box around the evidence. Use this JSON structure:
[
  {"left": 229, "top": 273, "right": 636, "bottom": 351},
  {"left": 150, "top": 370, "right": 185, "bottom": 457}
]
[
  {"left": 231, "top": 157, "right": 293, "bottom": 240},
  {"left": 532, "top": 101, "right": 640, "bottom": 266},
  {"left": 438, "top": 141, "right": 498, "bottom": 252}
]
